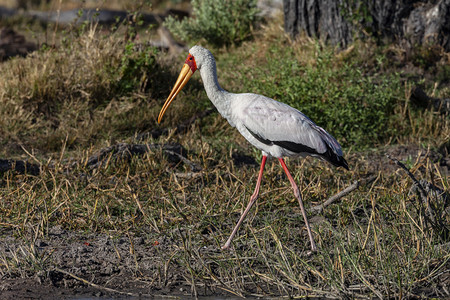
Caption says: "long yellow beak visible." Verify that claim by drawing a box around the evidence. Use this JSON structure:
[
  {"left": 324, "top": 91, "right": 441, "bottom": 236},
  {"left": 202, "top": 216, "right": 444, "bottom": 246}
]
[{"left": 158, "top": 64, "right": 193, "bottom": 123}]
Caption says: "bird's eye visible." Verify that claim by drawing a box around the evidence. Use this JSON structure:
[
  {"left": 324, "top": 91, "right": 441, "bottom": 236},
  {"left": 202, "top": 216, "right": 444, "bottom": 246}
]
[{"left": 189, "top": 57, "right": 193, "bottom": 60}]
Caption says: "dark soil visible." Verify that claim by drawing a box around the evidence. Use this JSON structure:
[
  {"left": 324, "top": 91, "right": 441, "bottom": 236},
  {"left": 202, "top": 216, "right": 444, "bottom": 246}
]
[{"left": 0, "top": 225, "right": 204, "bottom": 299}]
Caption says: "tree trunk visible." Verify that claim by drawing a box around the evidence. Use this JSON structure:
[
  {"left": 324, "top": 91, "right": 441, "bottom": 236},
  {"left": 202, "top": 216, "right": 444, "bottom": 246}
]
[{"left": 283, "top": 0, "right": 450, "bottom": 51}]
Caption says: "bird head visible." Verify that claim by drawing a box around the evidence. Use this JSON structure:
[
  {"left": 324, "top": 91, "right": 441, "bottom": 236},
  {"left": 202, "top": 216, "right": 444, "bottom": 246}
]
[
  {"left": 158, "top": 46, "right": 208, "bottom": 124},
  {"left": 158, "top": 46, "right": 217, "bottom": 123}
]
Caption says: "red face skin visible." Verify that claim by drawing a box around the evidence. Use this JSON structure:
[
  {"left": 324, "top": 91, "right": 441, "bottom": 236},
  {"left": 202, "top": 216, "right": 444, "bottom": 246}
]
[{"left": 185, "top": 54, "right": 197, "bottom": 73}]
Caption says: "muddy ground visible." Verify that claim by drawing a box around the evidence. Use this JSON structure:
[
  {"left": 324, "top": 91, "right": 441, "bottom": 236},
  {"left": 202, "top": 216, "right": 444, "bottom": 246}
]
[
  {"left": 0, "top": 144, "right": 449, "bottom": 299},
  {"left": 0, "top": 225, "right": 201, "bottom": 299}
]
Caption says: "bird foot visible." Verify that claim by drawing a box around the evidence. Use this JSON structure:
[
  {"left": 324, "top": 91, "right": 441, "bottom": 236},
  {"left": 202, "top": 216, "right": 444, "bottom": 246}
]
[{"left": 221, "top": 242, "right": 231, "bottom": 250}]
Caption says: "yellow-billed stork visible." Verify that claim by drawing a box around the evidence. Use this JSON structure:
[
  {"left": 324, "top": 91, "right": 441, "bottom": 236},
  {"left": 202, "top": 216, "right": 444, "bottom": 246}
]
[{"left": 158, "top": 46, "right": 348, "bottom": 251}]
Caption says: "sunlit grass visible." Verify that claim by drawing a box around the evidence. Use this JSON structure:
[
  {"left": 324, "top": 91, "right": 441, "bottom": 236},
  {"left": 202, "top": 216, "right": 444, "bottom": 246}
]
[
  {"left": 1, "top": 124, "right": 448, "bottom": 297},
  {"left": 0, "top": 7, "right": 449, "bottom": 298}
]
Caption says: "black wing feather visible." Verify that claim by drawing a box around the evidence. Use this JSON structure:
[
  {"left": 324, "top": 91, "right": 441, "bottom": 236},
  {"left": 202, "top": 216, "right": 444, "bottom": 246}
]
[{"left": 245, "top": 126, "right": 349, "bottom": 170}]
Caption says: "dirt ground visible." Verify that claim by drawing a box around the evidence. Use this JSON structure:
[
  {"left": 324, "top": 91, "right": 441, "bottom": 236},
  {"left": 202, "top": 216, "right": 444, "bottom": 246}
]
[{"left": 0, "top": 225, "right": 206, "bottom": 299}]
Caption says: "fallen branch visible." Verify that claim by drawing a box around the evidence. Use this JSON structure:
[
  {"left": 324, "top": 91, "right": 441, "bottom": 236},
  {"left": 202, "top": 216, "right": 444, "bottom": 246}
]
[
  {"left": 0, "top": 142, "right": 200, "bottom": 177},
  {"left": 386, "top": 154, "right": 428, "bottom": 196},
  {"left": 310, "top": 175, "right": 377, "bottom": 214},
  {"left": 85, "top": 142, "right": 201, "bottom": 171}
]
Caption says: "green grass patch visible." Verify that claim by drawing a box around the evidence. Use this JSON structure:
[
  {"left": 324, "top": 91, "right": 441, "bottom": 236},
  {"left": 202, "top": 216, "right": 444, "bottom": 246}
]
[
  {"left": 219, "top": 44, "right": 401, "bottom": 148},
  {"left": 164, "top": 0, "right": 260, "bottom": 48}
]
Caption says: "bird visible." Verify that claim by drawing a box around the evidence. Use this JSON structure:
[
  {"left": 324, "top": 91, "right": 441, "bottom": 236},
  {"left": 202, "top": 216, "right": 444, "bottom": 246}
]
[{"left": 158, "top": 46, "right": 348, "bottom": 251}]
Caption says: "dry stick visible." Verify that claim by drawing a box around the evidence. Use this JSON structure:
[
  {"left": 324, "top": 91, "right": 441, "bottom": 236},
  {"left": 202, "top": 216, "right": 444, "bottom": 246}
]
[
  {"left": 1, "top": 143, "right": 189, "bottom": 175},
  {"left": 386, "top": 154, "right": 436, "bottom": 224},
  {"left": 310, "top": 175, "right": 377, "bottom": 214},
  {"left": 54, "top": 267, "right": 179, "bottom": 299},
  {"left": 84, "top": 143, "right": 200, "bottom": 171},
  {"left": 54, "top": 267, "right": 139, "bottom": 297},
  {"left": 310, "top": 181, "right": 358, "bottom": 214}
]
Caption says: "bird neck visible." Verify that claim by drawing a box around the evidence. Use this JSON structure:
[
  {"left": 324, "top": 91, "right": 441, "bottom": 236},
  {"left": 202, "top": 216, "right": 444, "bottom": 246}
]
[{"left": 199, "top": 60, "right": 232, "bottom": 118}]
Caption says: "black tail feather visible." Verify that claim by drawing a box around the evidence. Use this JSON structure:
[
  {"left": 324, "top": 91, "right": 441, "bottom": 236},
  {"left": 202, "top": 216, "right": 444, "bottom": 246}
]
[{"left": 323, "top": 145, "right": 349, "bottom": 170}]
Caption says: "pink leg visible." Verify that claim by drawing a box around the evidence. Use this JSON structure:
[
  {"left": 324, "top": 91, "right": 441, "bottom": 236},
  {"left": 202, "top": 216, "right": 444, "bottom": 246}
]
[
  {"left": 222, "top": 155, "right": 267, "bottom": 250},
  {"left": 278, "top": 158, "right": 317, "bottom": 251}
]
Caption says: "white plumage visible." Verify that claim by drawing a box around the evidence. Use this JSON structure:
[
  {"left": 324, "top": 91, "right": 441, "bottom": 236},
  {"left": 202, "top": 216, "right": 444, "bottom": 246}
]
[
  {"left": 235, "top": 93, "right": 339, "bottom": 157},
  {"left": 158, "top": 45, "right": 348, "bottom": 251}
]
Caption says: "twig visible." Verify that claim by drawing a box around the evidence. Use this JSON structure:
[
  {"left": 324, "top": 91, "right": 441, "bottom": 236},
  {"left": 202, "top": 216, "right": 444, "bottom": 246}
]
[
  {"left": 54, "top": 267, "right": 179, "bottom": 299},
  {"left": 310, "top": 175, "right": 377, "bottom": 214},
  {"left": 310, "top": 181, "right": 359, "bottom": 214},
  {"left": 54, "top": 267, "right": 139, "bottom": 297}
]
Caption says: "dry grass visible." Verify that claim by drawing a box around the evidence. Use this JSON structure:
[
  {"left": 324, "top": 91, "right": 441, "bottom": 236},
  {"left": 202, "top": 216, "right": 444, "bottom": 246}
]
[
  {"left": 0, "top": 8, "right": 449, "bottom": 299},
  {"left": 0, "top": 130, "right": 448, "bottom": 297},
  {"left": 0, "top": 21, "right": 181, "bottom": 158}
]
